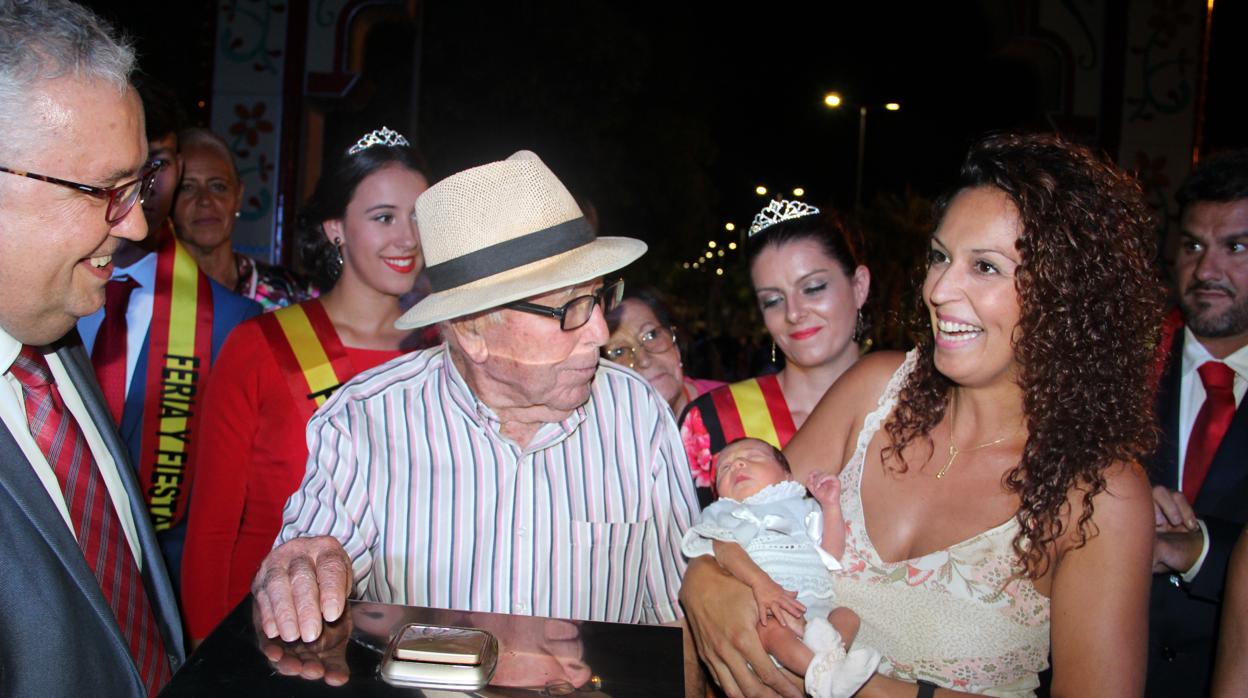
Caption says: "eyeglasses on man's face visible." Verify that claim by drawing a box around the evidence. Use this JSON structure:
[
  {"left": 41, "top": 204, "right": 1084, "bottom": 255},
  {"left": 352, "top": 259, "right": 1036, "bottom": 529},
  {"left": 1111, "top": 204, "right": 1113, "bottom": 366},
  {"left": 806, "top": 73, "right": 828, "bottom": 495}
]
[
  {"left": 603, "top": 326, "right": 676, "bottom": 368},
  {"left": 507, "top": 280, "right": 625, "bottom": 331},
  {"left": 0, "top": 159, "right": 164, "bottom": 225}
]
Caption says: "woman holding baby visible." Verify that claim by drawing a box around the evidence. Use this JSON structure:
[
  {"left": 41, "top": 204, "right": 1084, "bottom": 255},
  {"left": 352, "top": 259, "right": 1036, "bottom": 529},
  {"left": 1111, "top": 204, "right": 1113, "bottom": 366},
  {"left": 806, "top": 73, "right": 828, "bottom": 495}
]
[{"left": 681, "top": 133, "right": 1163, "bottom": 697}]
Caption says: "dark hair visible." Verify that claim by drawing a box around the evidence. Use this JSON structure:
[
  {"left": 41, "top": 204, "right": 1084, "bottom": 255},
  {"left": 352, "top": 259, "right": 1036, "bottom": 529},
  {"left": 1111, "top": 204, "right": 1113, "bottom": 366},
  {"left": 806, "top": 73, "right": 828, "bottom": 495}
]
[
  {"left": 132, "top": 73, "right": 184, "bottom": 142},
  {"left": 715, "top": 437, "right": 791, "bottom": 481},
  {"left": 1176, "top": 148, "right": 1248, "bottom": 212},
  {"left": 883, "top": 132, "right": 1164, "bottom": 579},
  {"left": 605, "top": 285, "right": 674, "bottom": 334},
  {"left": 297, "top": 138, "right": 427, "bottom": 290},
  {"left": 744, "top": 207, "right": 862, "bottom": 278}
]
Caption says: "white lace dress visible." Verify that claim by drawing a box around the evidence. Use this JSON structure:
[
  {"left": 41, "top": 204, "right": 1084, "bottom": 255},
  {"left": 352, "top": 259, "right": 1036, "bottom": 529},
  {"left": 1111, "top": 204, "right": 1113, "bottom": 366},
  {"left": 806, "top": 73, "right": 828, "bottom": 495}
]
[
  {"left": 682, "top": 480, "right": 842, "bottom": 620},
  {"left": 833, "top": 350, "right": 1051, "bottom": 696}
]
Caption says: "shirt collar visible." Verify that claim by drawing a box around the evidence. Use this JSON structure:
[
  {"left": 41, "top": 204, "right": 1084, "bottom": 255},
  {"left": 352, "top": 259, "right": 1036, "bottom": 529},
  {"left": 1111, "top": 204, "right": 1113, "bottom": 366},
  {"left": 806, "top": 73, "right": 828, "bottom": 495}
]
[
  {"left": 1181, "top": 327, "right": 1248, "bottom": 381},
  {"left": 439, "top": 344, "right": 588, "bottom": 451},
  {"left": 112, "top": 249, "right": 157, "bottom": 289},
  {"left": 0, "top": 323, "right": 20, "bottom": 375}
]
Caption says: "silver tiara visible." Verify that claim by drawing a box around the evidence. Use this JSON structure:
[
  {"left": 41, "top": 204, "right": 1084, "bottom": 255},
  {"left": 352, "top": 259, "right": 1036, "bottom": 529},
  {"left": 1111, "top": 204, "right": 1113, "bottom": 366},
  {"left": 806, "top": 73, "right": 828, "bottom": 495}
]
[
  {"left": 347, "top": 126, "right": 410, "bottom": 155},
  {"left": 748, "top": 199, "right": 821, "bottom": 237}
]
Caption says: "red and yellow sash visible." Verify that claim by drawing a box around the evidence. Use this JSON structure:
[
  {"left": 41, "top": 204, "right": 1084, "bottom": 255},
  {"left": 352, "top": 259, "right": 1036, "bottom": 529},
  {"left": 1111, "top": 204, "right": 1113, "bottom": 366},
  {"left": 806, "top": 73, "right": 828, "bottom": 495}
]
[
  {"left": 139, "top": 234, "right": 214, "bottom": 531},
  {"left": 708, "top": 374, "right": 797, "bottom": 450},
  {"left": 257, "top": 299, "right": 353, "bottom": 423}
]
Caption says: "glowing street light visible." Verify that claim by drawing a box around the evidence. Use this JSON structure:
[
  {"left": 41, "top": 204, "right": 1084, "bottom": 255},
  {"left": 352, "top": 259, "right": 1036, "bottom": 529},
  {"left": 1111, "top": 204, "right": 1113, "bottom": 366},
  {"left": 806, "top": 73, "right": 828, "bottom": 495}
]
[
  {"left": 715, "top": 268, "right": 724, "bottom": 276},
  {"left": 683, "top": 262, "right": 690, "bottom": 269},
  {"left": 725, "top": 222, "right": 736, "bottom": 231},
  {"left": 755, "top": 185, "right": 768, "bottom": 196},
  {"left": 821, "top": 92, "right": 902, "bottom": 209},
  {"left": 728, "top": 242, "right": 737, "bottom": 250},
  {"left": 708, "top": 240, "right": 717, "bottom": 248},
  {"left": 793, "top": 187, "right": 805, "bottom": 197}
]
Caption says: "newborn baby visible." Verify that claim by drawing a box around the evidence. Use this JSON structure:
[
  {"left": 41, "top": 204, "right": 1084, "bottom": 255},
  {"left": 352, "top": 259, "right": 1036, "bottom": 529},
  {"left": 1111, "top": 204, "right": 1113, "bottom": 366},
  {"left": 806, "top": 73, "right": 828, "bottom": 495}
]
[{"left": 681, "top": 438, "right": 879, "bottom": 698}]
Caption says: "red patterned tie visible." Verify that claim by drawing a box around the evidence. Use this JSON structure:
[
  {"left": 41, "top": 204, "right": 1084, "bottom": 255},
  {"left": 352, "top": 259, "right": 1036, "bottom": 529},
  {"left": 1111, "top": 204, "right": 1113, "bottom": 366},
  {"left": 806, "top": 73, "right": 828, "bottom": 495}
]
[
  {"left": 91, "top": 276, "right": 139, "bottom": 424},
  {"left": 10, "top": 346, "right": 171, "bottom": 695},
  {"left": 1183, "top": 361, "right": 1238, "bottom": 505}
]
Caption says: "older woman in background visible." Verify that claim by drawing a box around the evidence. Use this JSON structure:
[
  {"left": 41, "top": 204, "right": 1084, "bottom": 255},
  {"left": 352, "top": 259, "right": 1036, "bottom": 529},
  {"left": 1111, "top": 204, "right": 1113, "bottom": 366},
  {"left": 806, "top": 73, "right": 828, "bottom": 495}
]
[
  {"left": 173, "top": 127, "right": 316, "bottom": 310},
  {"left": 681, "top": 133, "right": 1163, "bottom": 697},
  {"left": 604, "top": 286, "right": 724, "bottom": 415}
]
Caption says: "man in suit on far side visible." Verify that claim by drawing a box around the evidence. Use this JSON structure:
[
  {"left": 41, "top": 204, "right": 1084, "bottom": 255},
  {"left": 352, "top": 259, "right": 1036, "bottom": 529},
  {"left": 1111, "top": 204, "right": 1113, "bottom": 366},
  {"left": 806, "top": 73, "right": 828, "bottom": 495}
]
[
  {"left": 1148, "top": 148, "right": 1248, "bottom": 697},
  {"left": 0, "top": 0, "right": 185, "bottom": 694}
]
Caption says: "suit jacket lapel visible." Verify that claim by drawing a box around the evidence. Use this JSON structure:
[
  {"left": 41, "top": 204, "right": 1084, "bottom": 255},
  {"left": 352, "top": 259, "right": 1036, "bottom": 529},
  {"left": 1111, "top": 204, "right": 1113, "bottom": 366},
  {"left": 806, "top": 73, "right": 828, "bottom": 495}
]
[
  {"left": 55, "top": 338, "right": 186, "bottom": 668},
  {"left": 119, "top": 329, "right": 149, "bottom": 448},
  {"left": 1153, "top": 330, "right": 1184, "bottom": 489},
  {"left": 0, "top": 392, "right": 138, "bottom": 674}
]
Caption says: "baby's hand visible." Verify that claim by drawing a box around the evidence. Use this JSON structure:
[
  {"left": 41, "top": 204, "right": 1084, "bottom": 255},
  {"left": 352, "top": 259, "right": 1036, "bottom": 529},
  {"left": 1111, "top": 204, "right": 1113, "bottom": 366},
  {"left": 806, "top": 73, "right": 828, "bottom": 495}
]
[
  {"left": 752, "top": 578, "right": 806, "bottom": 627},
  {"left": 808, "top": 471, "right": 841, "bottom": 507}
]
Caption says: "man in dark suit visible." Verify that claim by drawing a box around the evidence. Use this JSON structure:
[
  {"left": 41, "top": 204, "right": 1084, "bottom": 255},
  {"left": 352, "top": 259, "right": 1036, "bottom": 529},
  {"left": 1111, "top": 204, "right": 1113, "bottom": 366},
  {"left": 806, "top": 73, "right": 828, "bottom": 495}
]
[
  {"left": 77, "top": 77, "right": 261, "bottom": 590},
  {"left": 0, "top": 0, "right": 185, "bottom": 694},
  {"left": 1147, "top": 148, "right": 1248, "bottom": 697}
]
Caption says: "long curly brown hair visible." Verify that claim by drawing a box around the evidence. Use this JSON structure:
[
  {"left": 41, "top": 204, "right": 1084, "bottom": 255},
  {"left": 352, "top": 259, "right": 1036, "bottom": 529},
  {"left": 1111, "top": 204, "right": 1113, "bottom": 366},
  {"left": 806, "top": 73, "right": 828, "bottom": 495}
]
[{"left": 882, "top": 132, "right": 1165, "bottom": 578}]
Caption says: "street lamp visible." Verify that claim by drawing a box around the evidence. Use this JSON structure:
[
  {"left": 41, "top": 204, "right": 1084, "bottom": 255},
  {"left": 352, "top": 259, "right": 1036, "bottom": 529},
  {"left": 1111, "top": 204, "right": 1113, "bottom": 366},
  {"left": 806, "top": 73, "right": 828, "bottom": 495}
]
[
  {"left": 755, "top": 185, "right": 768, "bottom": 196},
  {"left": 823, "top": 94, "right": 901, "bottom": 210}
]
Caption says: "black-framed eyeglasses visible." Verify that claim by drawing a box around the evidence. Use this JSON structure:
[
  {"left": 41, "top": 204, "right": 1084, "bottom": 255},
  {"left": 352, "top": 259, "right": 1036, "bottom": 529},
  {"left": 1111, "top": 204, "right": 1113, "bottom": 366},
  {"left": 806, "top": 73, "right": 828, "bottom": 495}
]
[
  {"left": 507, "top": 280, "right": 624, "bottom": 331},
  {"left": 603, "top": 326, "right": 676, "bottom": 367},
  {"left": 0, "top": 159, "right": 164, "bottom": 225}
]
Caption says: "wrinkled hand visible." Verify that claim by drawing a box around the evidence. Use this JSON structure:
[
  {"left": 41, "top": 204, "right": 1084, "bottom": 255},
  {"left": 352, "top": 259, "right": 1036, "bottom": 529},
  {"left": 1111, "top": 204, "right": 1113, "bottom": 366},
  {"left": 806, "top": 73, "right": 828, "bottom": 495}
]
[
  {"left": 253, "top": 599, "right": 352, "bottom": 686},
  {"left": 807, "top": 471, "right": 841, "bottom": 508},
  {"left": 680, "top": 556, "right": 803, "bottom": 698},
  {"left": 1151, "top": 486, "right": 1205, "bottom": 574},
  {"left": 752, "top": 579, "right": 806, "bottom": 627},
  {"left": 252, "top": 536, "right": 353, "bottom": 643}
]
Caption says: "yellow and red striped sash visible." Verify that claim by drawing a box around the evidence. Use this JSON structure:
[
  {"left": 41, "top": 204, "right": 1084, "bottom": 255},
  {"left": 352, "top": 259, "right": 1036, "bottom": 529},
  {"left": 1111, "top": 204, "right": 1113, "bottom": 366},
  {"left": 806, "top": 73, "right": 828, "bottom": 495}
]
[
  {"left": 257, "top": 299, "right": 353, "bottom": 423},
  {"left": 138, "top": 235, "right": 214, "bottom": 531}
]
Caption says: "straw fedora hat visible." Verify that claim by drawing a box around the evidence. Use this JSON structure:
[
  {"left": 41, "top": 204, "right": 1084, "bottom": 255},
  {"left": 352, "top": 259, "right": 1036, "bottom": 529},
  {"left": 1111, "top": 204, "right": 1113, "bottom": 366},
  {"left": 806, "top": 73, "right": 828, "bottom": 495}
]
[{"left": 397, "top": 151, "right": 646, "bottom": 328}]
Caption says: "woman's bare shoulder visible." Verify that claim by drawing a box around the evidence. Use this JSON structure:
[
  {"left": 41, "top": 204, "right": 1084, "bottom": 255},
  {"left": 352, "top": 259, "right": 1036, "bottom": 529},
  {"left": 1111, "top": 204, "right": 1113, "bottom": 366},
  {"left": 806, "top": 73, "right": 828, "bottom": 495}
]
[{"left": 827, "top": 350, "right": 909, "bottom": 408}]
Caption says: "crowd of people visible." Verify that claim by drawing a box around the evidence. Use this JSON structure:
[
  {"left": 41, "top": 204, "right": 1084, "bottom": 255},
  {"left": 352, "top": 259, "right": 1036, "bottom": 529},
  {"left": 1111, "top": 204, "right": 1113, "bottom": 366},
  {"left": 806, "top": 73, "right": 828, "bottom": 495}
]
[{"left": 2, "top": 1, "right": 1247, "bottom": 697}]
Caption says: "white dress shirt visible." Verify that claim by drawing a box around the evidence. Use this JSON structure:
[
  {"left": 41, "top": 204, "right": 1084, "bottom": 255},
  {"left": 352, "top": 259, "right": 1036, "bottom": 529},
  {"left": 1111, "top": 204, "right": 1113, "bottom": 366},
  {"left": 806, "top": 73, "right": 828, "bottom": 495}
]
[
  {"left": 1173, "top": 328, "right": 1248, "bottom": 581},
  {"left": 0, "top": 325, "right": 142, "bottom": 567},
  {"left": 1177, "top": 327, "right": 1248, "bottom": 478},
  {"left": 77, "top": 251, "right": 156, "bottom": 399}
]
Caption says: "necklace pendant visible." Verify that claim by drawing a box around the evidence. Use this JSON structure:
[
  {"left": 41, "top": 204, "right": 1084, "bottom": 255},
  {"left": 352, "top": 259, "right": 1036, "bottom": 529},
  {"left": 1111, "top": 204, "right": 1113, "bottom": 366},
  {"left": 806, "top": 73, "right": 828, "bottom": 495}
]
[{"left": 936, "top": 445, "right": 957, "bottom": 479}]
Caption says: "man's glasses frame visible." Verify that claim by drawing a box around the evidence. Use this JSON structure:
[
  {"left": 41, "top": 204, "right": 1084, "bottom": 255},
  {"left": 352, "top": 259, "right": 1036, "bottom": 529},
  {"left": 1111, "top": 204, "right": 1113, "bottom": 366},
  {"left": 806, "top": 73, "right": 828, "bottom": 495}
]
[
  {"left": 507, "top": 280, "right": 625, "bottom": 331},
  {"left": 0, "top": 159, "right": 164, "bottom": 225}
]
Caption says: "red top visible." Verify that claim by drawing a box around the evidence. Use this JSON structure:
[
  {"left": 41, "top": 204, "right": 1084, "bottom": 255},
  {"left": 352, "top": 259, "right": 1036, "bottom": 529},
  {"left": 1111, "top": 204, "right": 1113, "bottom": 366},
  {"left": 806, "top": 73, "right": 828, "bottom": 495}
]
[{"left": 180, "top": 317, "right": 405, "bottom": 640}]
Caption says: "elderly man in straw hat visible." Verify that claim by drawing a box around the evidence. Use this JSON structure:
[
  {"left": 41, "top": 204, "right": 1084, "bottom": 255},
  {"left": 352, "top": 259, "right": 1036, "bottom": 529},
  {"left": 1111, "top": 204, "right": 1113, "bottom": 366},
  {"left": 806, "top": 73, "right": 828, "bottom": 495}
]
[{"left": 251, "top": 151, "right": 701, "bottom": 647}]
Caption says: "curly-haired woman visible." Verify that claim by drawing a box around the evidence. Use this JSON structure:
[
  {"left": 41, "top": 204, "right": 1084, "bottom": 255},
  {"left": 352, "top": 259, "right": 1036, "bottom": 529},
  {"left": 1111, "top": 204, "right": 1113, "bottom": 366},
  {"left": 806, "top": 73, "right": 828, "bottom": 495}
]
[
  {"left": 681, "top": 132, "right": 1164, "bottom": 697},
  {"left": 180, "top": 127, "right": 435, "bottom": 644}
]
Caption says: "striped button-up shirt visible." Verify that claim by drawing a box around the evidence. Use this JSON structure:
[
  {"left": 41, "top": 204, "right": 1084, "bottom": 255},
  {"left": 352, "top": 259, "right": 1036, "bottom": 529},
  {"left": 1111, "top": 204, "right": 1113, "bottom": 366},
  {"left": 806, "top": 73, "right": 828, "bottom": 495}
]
[{"left": 277, "top": 345, "right": 699, "bottom": 624}]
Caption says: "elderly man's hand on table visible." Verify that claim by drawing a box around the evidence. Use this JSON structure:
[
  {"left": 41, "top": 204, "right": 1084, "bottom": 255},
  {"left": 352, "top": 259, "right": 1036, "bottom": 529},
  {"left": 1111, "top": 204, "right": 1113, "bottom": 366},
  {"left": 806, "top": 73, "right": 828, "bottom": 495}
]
[
  {"left": 252, "top": 536, "right": 353, "bottom": 643},
  {"left": 680, "top": 556, "right": 803, "bottom": 698}
]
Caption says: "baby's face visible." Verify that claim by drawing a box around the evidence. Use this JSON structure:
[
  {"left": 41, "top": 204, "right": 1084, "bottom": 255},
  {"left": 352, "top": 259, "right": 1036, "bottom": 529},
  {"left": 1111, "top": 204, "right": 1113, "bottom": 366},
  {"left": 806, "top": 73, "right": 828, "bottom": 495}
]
[{"left": 715, "top": 439, "right": 790, "bottom": 501}]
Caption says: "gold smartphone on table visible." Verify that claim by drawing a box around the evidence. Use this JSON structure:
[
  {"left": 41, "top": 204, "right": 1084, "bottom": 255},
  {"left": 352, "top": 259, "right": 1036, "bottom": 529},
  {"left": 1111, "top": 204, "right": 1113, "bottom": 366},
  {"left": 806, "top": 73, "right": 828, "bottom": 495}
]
[{"left": 379, "top": 623, "right": 499, "bottom": 690}]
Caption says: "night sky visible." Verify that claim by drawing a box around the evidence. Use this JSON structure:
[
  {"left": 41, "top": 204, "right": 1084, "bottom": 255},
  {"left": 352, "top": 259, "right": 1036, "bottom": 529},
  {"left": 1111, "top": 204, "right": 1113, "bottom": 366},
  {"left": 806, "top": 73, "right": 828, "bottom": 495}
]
[{"left": 89, "top": 0, "right": 1246, "bottom": 304}]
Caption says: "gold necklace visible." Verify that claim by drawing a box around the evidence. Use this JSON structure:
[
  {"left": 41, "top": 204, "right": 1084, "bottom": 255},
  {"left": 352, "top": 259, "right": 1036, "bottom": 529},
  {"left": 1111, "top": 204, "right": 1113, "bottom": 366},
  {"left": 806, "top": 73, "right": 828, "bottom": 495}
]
[{"left": 936, "top": 399, "right": 1017, "bottom": 479}]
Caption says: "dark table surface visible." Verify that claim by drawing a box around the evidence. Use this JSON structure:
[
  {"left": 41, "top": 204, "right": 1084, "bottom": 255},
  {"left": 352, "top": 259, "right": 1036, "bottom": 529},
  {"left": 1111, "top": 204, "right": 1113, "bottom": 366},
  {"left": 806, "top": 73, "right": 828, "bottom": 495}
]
[{"left": 161, "top": 597, "right": 684, "bottom": 697}]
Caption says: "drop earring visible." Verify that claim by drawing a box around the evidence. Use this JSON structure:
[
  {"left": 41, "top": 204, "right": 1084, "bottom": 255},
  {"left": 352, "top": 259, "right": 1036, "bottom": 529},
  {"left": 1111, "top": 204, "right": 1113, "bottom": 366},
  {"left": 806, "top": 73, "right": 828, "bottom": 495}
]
[
  {"left": 331, "top": 237, "right": 344, "bottom": 278},
  {"left": 771, "top": 341, "right": 777, "bottom": 364},
  {"left": 852, "top": 308, "right": 864, "bottom": 344}
]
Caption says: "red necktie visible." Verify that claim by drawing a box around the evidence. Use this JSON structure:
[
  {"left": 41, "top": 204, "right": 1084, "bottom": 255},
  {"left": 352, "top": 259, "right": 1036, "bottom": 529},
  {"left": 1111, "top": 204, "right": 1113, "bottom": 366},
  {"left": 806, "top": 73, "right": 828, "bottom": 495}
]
[
  {"left": 9, "top": 346, "right": 171, "bottom": 695},
  {"left": 1183, "top": 361, "right": 1237, "bottom": 505},
  {"left": 91, "top": 276, "right": 139, "bottom": 424}
]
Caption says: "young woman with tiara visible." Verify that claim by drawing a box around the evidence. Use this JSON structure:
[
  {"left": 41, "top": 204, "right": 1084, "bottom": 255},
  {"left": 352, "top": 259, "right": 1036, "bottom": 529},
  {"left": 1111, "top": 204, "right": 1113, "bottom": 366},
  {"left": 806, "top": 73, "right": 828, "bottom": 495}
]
[
  {"left": 180, "top": 127, "right": 434, "bottom": 644},
  {"left": 679, "top": 200, "right": 870, "bottom": 506}
]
